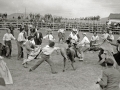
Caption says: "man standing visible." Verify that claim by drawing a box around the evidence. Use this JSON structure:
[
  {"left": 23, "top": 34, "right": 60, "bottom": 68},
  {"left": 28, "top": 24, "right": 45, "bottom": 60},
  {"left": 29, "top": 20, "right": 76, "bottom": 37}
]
[
  {"left": 17, "top": 28, "right": 27, "bottom": 60},
  {"left": 90, "top": 32, "right": 99, "bottom": 47},
  {"left": 107, "top": 30, "right": 114, "bottom": 42},
  {"left": 79, "top": 33, "right": 90, "bottom": 61},
  {"left": 24, "top": 23, "right": 29, "bottom": 36},
  {"left": 58, "top": 26, "right": 66, "bottom": 43},
  {"left": 34, "top": 29, "right": 43, "bottom": 45},
  {"left": 3, "top": 28, "right": 16, "bottom": 58},
  {"left": 8, "top": 24, "right": 14, "bottom": 36},
  {"left": 68, "top": 28, "right": 80, "bottom": 42}
]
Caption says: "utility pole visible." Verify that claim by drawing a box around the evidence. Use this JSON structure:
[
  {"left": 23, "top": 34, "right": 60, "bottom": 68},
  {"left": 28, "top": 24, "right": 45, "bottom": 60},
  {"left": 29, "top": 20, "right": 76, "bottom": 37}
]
[{"left": 25, "top": 7, "right": 26, "bottom": 19}]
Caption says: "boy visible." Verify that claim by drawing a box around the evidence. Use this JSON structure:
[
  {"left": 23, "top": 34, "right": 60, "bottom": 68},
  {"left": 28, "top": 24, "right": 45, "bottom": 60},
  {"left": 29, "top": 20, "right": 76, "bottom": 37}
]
[{"left": 29, "top": 41, "right": 60, "bottom": 74}]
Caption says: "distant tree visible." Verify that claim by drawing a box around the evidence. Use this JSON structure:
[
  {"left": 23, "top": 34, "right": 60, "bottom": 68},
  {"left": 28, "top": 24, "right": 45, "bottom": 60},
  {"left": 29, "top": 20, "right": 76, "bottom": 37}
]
[
  {"left": 96, "top": 15, "right": 100, "bottom": 21},
  {"left": 18, "top": 16, "right": 21, "bottom": 20}
]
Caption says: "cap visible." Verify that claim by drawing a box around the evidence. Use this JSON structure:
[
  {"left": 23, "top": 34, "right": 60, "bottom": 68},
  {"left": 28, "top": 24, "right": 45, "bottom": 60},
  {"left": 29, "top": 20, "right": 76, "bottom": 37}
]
[
  {"left": 83, "top": 33, "right": 86, "bottom": 35},
  {"left": 105, "top": 58, "right": 114, "bottom": 65}
]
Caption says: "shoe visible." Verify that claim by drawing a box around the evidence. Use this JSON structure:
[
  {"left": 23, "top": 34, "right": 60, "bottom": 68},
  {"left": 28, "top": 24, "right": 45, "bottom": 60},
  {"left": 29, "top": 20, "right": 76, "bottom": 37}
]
[
  {"left": 79, "top": 58, "right": 84, "bottom": 61},
  {"left": 29, "top": 69, "right": 32, "bottom": 72},
  {"left": 52, "top": 72, "right": 58, "bottom": 74},
  {"left": 23, "top": 63, "right": 28, "bottom": 68}
]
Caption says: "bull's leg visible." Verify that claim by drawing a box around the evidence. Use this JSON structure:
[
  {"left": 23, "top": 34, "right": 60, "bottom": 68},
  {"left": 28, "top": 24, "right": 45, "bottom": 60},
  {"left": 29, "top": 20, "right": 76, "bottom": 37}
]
[
  {"left": 63, "top": 58, "right": 66, "bottom": 72},
  {"left": 71, "top": 61, "right": 75, "bottom": 70},
  {"left": 69, "top": 48, "right": 76, "bottom": 70},
  {"left": 60, "top": 48, "right": 68, "bottom": 72},
  {"left": 98, "top": 48, "right": 104, "bottom": 62}
]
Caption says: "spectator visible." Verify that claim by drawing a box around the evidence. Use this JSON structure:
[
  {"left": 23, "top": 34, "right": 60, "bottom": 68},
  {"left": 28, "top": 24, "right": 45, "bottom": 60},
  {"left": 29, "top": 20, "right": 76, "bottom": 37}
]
[
  {"left": 34, "top": 28, "right": 43, "bottom": 45},
  {"left": 90, "top": 32, "right": 99, "bottom": 47},
  {"left": 3, "top": 29, "right": 16, "bottom": 58},
  {"left": 8, "top": 23, "right": 14, "bottom": 36},
  {"left": 101, "top": 30, "right": 109, "bottom": 40},
  {"left": 68, "top": 28, "right": 80, "bottom": 42},
  {"left": 79, "top": 33, "right": 90, "bottom": 61},
  {"left": 43, "top": 29, "right": 55, "bottom": 43},
  {"left": 107, "top": 30, "right": 114, "bottom": 42},
  {"left": 17, "top": 29, "right": 27, "bottom": 60}
]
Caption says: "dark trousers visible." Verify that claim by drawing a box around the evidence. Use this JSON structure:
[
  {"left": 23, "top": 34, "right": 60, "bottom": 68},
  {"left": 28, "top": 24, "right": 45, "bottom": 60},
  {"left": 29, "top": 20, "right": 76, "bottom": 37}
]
[
  {"left": 98, "top": 48, "right": 104, "bottom": 61},
  {"left": 34, "top": 38, "right": 42, "bottom": 45},
  {"left": 113, "top": 52, "right": 120, "bottom": 65},
  {"left": 31, "top": 54, "right": 56, "bottom": 73},
  {"left": 5, "top": 41, "right": 12, "bottom": 57},
  {"left": 17, "top": 41, "right": 24, "bottom": 60}
]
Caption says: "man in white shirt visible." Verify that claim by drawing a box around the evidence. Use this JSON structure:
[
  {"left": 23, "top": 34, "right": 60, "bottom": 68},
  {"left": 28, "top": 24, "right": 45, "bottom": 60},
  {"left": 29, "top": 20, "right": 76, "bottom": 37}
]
[
  {"left": 43, "top": 30, "right": 55, "bottom": 43},
  {"left": 79, "top": 33, "right": 90, "bottom": 61},
  {"left": 79, "top": 33, "right": 90, "bottom": 46},
  {"left": 90, "top": 32, "right": 99, "bottom": 47},
  {"left": 58, "top": 28, "right": 66, "bottom": 43},
  {"left": 68, "top": 28, "right": 80, "bottom": 43},
  {"left": 17, "top": 29, "right": 27, "bottom": 60},
  {"left": 101, "top": 30, "right": 109, "bottom": 40},
  {"left": 3, "top": 28, "right": 16, "bottom": 58},
  {"left": 29, "top": 41, "right": 60, "bottom": 74},
  {"left": 107, "top": 30, "right": 114, "bottom": 42}
]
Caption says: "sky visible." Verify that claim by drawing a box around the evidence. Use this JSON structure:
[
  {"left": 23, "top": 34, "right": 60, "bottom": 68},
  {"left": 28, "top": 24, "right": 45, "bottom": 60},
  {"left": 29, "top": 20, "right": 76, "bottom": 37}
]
[{"left": 0, "top": 0, "right": 120, "bottom": 18}]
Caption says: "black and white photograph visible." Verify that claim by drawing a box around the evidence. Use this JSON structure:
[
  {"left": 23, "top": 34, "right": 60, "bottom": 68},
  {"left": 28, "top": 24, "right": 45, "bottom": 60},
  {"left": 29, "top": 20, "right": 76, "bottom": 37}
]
[{"left": 0, "top": 0, "right": 120, "bottom": 90}]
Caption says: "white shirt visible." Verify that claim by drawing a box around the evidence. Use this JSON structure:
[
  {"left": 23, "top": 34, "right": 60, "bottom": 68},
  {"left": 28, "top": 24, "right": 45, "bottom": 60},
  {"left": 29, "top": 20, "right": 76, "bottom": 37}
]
[
  {"left": 31, "top": 39, "right": 35, "bottom": 45},
  {"left": 42, "top": 45, "right": 60, "bottom": 55},
  {"left": 17, "top": 32, "right": 26, "bottom": 42},
  {"left": 91, "top": 35, "right": 99, "bottom": 41},
  {"left": 3, "top": 33, "right": 15, "bottom": 41},
  {"left": 58, "top": 29, "right": 65, "bottom": 33},
  {"left": 43, "top": 34, "right": 55, "bottom": 41},
  {"left": 101, "top": 33, "right": 109, "bottom": 40},
  {"left": 79, "top": 36, "right": 90, "bottom": 46},
  {"left": 69, "top": 32, "right": 78, "bottom": 42},
  {"left": 108, "top": 34, "right": 114, "bottom": 41}
]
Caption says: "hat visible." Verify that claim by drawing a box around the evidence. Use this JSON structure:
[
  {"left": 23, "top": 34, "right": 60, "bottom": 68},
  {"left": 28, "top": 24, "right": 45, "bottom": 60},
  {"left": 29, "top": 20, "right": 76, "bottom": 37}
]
[
  {"left": 49, "top": 41, "right": 55, "bottom": 47},
  {"left": 0, "top": 56, "right": 3, "bottom": 60},
  {"left": 83, "top": 33, "right": 86, "bottom": 35},
  {"left": 28, "top": 36, "right": 34, "bottom": 40},
  {"left": 72, "top": 28, "right": 77, "bottom": 32},
  {"left": 109, "top": 30, "right": 112, "bottom": 34},
  {"left": 105, "top": 58, "right": 114, "bottom": 65}
]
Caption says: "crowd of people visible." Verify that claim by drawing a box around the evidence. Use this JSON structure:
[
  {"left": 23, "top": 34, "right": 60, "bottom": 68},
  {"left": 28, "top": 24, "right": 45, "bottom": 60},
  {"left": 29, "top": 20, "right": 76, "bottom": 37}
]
[{"left": 0, "top": 23, "right": 120, "bottom": 90}]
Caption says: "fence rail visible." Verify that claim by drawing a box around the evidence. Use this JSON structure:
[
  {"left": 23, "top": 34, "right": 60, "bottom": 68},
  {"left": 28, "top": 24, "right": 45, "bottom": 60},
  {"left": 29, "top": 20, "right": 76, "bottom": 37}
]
[{"left": 0, "top": 21, "right": 120, "bottom": 34}]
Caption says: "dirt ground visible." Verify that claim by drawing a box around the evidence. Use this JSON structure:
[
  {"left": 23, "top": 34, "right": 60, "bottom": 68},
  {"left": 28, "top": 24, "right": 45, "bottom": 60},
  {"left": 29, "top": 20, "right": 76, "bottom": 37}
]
[{"left": 0, "top": 29, "right": 119, "bottom": 90}]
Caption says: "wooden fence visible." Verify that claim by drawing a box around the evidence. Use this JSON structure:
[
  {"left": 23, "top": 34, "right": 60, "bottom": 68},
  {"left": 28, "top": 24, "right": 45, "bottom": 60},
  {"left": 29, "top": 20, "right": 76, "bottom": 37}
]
[{"left": 0, "top": 21, "right": 120, "bottom": 34}]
